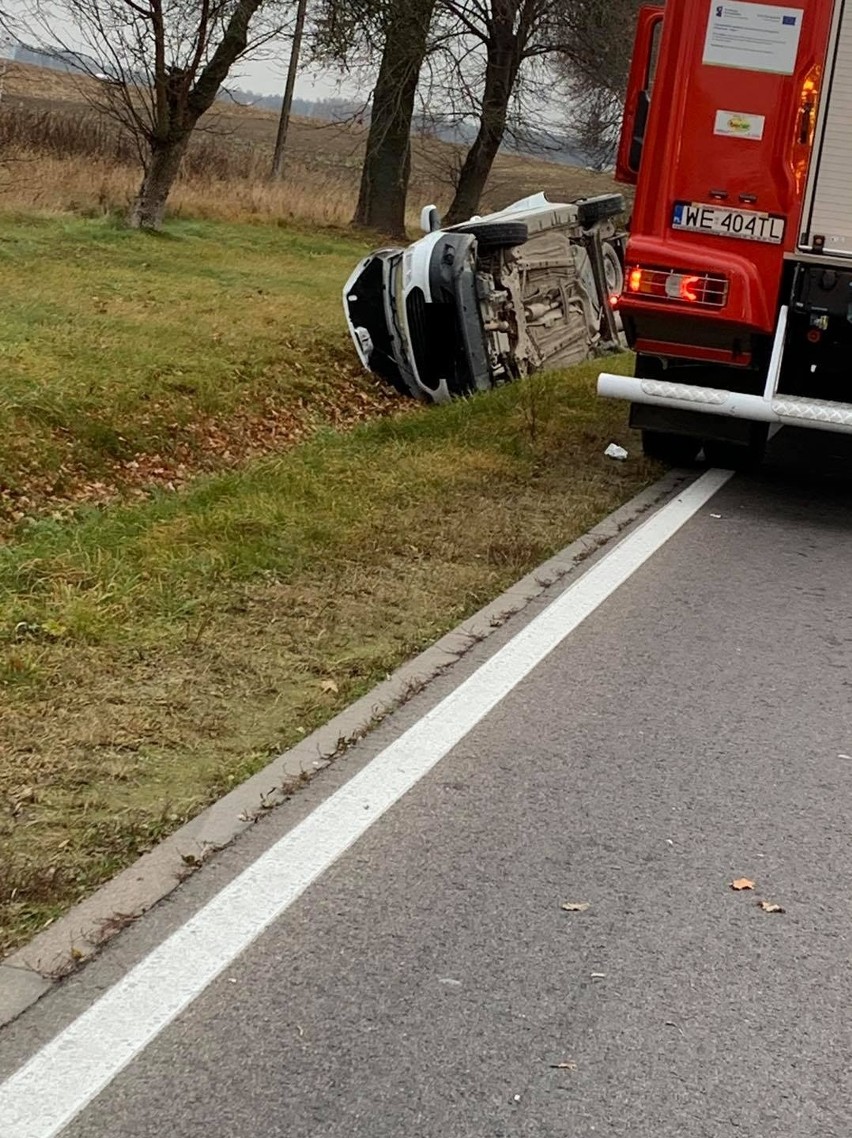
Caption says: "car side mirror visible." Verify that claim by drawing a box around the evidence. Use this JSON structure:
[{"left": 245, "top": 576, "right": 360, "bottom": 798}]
[{"left": 420, "top": 205, "right": 441, "bottom": 233}]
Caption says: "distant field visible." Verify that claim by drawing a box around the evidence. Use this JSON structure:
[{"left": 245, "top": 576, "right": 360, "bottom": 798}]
[{"left": 0, "top": 63, "right": 618, "bottom": 227}]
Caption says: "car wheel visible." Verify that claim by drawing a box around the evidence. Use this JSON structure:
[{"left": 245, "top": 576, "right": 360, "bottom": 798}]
[
  {"left": 576, "top": 194, "right": 625, "bottom": 227},
  {"left": 452, "top": 221, "right": 529, "bottom": 250},
  {"left": 602, "top": 242, "right": 624, "bottom": 297},
  {"left": 642, "top": 430, "right": 701, "bottom": 466}
]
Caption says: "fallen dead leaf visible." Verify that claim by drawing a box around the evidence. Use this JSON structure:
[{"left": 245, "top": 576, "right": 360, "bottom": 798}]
[
  {"left": 549, "top": 1061, "right": 578, "bottom": 1070},
  {"left": 731, "top": 878, "right": 755, "bottom": 891},
  {"left": 320, "top": 679, "right": 339, "bottom": 695},
  {"left": 757, "top": 900, "right": 785, "bottom": 914},
  {"left": 561, "top": 902, "right": 590, "bottom": 913}
]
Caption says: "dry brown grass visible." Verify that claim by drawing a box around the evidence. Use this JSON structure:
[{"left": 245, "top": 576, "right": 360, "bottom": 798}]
[
  {"left": 2, "top": 151, "right": 361, "bottom": 226},
  {"left": 0, "top": 61, "right": 618, "bottom": 228}
]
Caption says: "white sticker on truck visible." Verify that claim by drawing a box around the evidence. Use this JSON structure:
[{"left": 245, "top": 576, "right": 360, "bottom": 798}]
[
  {"left": 703, "top": 2, "right": 803, "bottom": 75},
  {"left": 714, "top": 109, "right": 766, "bottom": 139}
]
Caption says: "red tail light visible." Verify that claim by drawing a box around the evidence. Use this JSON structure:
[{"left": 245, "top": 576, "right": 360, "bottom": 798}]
[{"left": 626, "top": 266, "right": 728, "bottom": 307}]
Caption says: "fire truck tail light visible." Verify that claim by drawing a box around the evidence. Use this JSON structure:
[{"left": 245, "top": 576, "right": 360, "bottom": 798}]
[
  {"left": 626, "top": 265, "right": 728, "bottom": 307},
  {"left": 666, "top": 273, "right": 701, "bottom": 302}
]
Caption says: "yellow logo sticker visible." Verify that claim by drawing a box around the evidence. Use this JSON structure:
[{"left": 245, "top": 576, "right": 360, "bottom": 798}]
[{"left": 714, "top": 109, "right": 766, "bottom": 140}]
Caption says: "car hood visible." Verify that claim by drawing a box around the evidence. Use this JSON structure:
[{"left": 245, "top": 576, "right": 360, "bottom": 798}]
[{"left": 342, "top": 249, "right": 400, "bottom": 369}]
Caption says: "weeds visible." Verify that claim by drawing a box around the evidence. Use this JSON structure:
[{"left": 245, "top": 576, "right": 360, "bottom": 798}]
[{"left": 0, "top": 62, "right": 619, "bottom": 229}]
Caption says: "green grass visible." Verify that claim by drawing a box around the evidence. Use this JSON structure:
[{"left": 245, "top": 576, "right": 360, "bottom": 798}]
[
  {"left": 0, "top": 212, "right": 654, "bottom": 953},
  {"left": 0, "top": 352, "right": 654, "bottom": 954},
  {"left": 0, "top": 213, "right": 391, "bottom": 513}
]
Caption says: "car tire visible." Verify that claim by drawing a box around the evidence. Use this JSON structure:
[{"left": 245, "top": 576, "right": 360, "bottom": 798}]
[
  {"left": 453, "top": 221, "right": 529, "bottom": 250},
  {"left": 577, "top": 194, "right": 625, "bottom": 227},
  {"left": 642, "top": 430, "right": 701, "bottom": 466},
  {"left": 602, "top": 242, "right": 624, "bottom": 296}
]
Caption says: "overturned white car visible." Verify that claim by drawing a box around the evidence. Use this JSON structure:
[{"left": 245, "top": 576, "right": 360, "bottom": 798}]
[{"left": 343, "top": 191, "right": 626, "bottom": 402}]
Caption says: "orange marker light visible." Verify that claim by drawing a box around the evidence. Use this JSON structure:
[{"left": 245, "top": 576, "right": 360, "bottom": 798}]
[{"left": 628, "top": 267, "right": 643, "bottom": 292}]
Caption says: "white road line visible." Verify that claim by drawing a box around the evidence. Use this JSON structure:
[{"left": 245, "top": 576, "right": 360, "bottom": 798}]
[{"left": 0, "top": 468, "right": 731, "bottom": 1138}]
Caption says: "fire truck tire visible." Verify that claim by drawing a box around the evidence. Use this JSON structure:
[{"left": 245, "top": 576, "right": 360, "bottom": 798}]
[
  {"left": 453, "top": 221, "right": 529, "bottom": 250},
  {"left": 641, "top": 430, "right": 701, "bottom": 465},
  {"left": 702, "top": 437, "right": 766, "bottom": 471},
  {"left": 702, "top": 422, "right": 768, "bottom": 470}
]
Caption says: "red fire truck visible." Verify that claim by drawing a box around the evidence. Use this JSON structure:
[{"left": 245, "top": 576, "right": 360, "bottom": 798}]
[{"left": 598, "top": 0, "right": 852, "bottom": 467}]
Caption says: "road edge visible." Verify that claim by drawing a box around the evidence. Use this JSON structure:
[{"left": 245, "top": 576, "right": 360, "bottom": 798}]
[{"left": 0, "top": 467, "right": 690, "bottom": 1026}]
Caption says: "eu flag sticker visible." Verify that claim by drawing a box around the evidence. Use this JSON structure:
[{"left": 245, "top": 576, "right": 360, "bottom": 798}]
[
  {"left": 672, "top": 203, "right": 684, "bottom": 224},
  {"left": 782, "top": 14, "right": 797, "bottom": 24}
]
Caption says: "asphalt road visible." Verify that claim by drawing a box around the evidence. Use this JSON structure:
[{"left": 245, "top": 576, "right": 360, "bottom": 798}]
[{"left": 4, "top": 429, "right": 852, "bottom": 1137}]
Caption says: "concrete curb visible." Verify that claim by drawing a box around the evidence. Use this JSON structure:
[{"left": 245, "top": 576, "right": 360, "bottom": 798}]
[{"left": 0, "top": 468, "right": 689, "bottom": 1027}]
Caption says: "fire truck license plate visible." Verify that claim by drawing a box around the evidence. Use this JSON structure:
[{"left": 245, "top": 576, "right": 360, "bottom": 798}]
[{"left": 672, "top": 202, "right": 785, "bottom": 244}]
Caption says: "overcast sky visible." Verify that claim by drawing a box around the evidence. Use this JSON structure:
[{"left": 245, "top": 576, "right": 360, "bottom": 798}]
[
  {"left": 2, "top": 1, "right": 361, "bottom": 102},
  {"left": 232, "top": 56, "right": 355, "bottom": 101}
]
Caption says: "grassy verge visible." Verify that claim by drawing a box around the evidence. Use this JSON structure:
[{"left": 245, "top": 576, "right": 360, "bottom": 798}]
[
  {"left": 1, "top": 355, "right": 653, "bottom": 954},
  {"left": 0, "top": 213, "right": 396, "bottom": 525}
]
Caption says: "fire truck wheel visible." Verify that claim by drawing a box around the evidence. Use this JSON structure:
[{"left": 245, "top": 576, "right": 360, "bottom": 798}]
[
  {"left": 641, "top": 430, "right": 701, "bottom": 465},
  {"left": 702, "top": 425, "right": 768, "bottom": 471},
  {"left": 702, "top": 438, "right": 765, "bottom": 471}
]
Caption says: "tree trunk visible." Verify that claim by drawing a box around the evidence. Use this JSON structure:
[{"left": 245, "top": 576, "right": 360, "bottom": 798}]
[
  {"left": 123, "top": 0, "right": 265, "bottom": 230},
  {"left": 445, "top": 42, "right": 520, "bottom": 226},
  {"left": 271, "top": 0, "right": 309, "bottom": 180},
  {"left": 352, "top": 0, "right": 435, "bottom": 238},
  {"left": 129, "top": 135, "right": 190, "bottom": 230}
]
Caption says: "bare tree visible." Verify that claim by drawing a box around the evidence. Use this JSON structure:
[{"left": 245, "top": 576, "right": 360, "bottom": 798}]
[
  {"left": 10, "top": 0, "right": 292, "bottom": 228},
  {"left": 270, "top": 0, "right": 307, "bottom": 178},
  {"left": 558, "top": 0, "right": 643, "bottom": 167},
  {"left": 439, "top": 0, "right": 532, "bottom": 226},
  {"left": 565, "top": 82, "right": 622, "bottom": 170},
  {"left": 353, "top": 0, "right": 436, "bottom": 236},
  {"left": 438, "top": 0, "right": 642, "bottom": 224},
  {"left": 313, "top": 0, "right": 438, "bottom": 238}
]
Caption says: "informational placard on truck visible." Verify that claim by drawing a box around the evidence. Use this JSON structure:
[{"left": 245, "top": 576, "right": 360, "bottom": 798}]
[{"left": 703, "top": 1, "right": 803, "bottom": 74}]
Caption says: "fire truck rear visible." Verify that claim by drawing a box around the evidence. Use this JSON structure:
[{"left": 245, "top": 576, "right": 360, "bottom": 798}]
[{"left": 598, "top": 0, "right": 852, "bottom": 467}]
